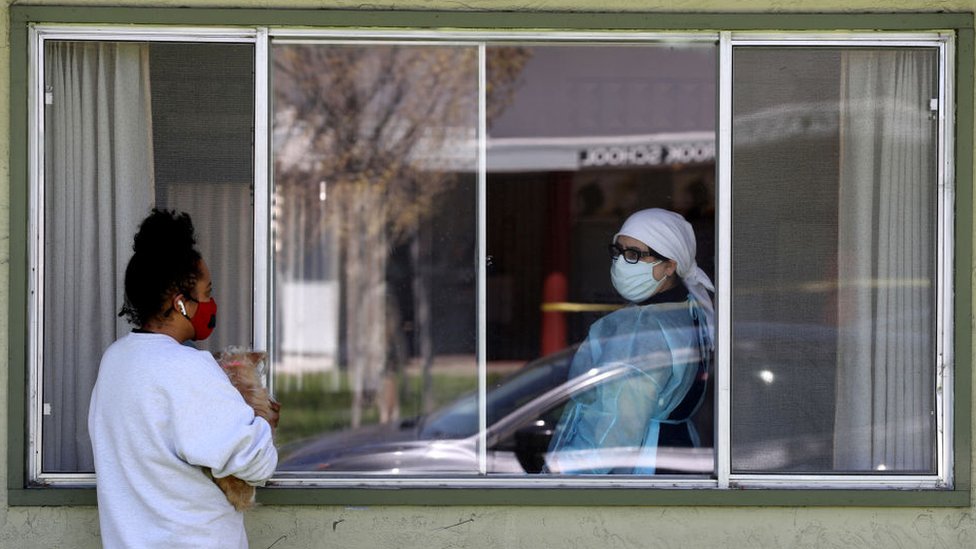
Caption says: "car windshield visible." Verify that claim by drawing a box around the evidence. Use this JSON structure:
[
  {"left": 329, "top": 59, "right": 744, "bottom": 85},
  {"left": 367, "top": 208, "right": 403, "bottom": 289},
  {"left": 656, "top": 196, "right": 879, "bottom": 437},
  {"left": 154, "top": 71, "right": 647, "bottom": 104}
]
[{"left": 419, "top": 348, "right": 575, "bottom": 439}]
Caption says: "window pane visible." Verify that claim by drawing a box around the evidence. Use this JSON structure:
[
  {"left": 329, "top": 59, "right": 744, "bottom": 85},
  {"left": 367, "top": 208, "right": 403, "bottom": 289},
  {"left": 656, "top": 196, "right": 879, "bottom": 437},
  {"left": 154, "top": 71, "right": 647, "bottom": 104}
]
[
  {"left": 272, "top": 44, "right": 480, "bottom": 474},
  {"left": 41, "top": 41, "right": 254, "bottom": 473},
  {"left": 731, "top": 47, "right": 939, "bottom": 473},
  {"left": 485, "top": 45, "right": 717, "bottom": 476}
]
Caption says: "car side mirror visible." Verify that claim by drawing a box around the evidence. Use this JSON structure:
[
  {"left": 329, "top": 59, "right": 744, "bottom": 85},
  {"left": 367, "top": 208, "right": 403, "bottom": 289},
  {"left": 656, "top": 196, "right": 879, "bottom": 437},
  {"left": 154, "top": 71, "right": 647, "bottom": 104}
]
[{"left": 514, "top": 423, "right": 554, "bottom": 474}]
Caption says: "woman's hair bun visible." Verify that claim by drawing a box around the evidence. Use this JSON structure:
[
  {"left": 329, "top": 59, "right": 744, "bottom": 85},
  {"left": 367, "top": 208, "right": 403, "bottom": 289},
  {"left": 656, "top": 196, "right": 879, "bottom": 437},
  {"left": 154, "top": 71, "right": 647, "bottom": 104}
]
[
  {"left": 119, "top": 209, "right": 203, "bottom": 326},
  {"left": 132, "top": 209, "right": 198, "bottom": 256}
]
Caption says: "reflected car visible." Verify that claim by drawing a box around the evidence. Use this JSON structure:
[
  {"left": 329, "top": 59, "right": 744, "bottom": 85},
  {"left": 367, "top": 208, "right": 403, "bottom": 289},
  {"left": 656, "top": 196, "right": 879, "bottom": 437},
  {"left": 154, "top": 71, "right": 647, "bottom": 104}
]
[{"left": 276, "top": 346, "right": 713, "bottom": 476}]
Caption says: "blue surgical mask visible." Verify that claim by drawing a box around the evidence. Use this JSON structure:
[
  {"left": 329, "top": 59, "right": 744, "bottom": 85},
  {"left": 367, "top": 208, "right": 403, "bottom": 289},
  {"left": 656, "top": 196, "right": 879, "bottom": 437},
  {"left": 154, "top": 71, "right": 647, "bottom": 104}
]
[{"left": 611, "top": 256, "right": 663, "bottom": 303}]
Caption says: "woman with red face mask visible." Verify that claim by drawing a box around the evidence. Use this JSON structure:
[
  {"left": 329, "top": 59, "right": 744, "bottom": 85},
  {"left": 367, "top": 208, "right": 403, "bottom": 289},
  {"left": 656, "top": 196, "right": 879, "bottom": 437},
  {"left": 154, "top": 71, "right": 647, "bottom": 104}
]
[{"left": 88, "top": 209, "right": 278, "bottom": 549}]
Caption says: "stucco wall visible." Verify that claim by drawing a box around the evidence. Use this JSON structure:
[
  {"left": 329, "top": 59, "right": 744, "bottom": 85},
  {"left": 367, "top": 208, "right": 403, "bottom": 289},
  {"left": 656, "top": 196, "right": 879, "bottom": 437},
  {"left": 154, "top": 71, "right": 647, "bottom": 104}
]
[{"left": 2, "top": 1, "right": 976, "bottom": 548}]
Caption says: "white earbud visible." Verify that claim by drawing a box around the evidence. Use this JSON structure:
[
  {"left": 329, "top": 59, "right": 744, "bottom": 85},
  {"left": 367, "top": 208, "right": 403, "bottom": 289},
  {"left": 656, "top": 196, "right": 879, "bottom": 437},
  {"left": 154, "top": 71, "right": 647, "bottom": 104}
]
[{"left": 177, "top": 301, "right": 187, "bottom": 316}]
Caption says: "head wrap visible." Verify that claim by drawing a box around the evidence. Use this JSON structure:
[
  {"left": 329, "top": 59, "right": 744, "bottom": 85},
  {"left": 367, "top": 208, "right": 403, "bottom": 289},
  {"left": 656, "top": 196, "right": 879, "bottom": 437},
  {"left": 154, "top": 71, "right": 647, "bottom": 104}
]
[{"left": 614, "top": 208, "right": 715, "bottom": 348}]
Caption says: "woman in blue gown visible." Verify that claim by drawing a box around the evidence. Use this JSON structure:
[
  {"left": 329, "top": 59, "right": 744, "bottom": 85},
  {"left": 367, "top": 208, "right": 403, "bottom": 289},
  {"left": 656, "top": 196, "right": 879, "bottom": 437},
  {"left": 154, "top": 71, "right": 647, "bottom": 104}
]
[{"left": 546, "top": 208, "right": 715, "bottom": 475}]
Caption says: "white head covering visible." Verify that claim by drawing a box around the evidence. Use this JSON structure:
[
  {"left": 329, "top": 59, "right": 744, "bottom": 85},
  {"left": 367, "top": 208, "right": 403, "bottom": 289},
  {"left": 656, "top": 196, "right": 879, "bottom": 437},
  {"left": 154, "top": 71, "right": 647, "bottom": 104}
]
[{"left": 614, "top": 208, "right": 715, "bottom": 346}]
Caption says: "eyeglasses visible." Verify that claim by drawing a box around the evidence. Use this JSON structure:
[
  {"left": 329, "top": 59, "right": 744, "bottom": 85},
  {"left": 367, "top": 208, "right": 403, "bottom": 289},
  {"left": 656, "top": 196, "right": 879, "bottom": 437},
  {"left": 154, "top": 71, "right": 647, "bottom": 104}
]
[{"left": 609, "top": 243, "right": 665, "bottom": 264}]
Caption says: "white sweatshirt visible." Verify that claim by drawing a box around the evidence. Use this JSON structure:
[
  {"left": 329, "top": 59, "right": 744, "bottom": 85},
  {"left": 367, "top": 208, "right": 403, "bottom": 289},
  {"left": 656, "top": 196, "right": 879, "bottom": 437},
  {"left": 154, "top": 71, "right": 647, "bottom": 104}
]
[{"left": 88, "top": 332, "right": 277, "bottom": 549}]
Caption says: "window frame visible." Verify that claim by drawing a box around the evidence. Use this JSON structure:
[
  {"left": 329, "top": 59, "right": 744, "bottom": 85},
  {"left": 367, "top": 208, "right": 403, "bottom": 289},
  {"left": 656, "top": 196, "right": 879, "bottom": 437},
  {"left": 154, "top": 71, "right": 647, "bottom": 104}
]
[
  {"left": 721, "top": 33, "right": 957, "bottom": 489},
  {"left": 23, "top": 23, "right": 267, "bottom": 490},
  {"left": 7, "top": 6, "right": 972, "bottom": 507}
]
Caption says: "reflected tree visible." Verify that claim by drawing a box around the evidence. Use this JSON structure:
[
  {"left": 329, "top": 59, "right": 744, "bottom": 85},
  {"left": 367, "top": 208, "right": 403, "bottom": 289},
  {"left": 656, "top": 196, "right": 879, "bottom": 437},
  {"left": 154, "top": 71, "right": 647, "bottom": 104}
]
[{"left": 274, "top": 45, "right": 529, "bottom": 427}]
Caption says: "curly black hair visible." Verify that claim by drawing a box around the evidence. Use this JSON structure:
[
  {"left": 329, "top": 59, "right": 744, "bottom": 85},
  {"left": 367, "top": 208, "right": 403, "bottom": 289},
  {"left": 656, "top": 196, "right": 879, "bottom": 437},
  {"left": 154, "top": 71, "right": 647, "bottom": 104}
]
[{"left": 118, "top": 209, "right": 203, "bottom": 327}]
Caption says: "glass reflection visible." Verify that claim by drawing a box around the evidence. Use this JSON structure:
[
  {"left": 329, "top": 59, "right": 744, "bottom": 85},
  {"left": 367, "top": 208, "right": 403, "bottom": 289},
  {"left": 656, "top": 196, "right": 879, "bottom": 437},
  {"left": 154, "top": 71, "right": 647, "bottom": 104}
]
[
  {"left": 485, "top": 45, "right": 717, "bottom": 476},
  {"left": 272, "top": 44, "right": 480, "bottom": 473},
  {"left": 272, "top": 43, "right": 719, "bottom": 477}
]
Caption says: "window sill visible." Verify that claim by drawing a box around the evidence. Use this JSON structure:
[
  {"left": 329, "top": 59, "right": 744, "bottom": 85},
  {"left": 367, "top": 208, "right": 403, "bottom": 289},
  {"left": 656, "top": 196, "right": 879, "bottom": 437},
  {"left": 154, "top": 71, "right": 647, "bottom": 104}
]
[{"left": 7, "top": 486, "right": 969, "bottom": 507}]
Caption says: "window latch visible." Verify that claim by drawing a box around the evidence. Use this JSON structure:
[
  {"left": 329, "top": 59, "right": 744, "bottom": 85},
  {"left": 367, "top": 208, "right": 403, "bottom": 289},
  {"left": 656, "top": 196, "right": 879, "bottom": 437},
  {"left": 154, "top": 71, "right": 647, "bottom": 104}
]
[
  {"left": 929, "top": 97, "right": 939, "bottom": 120},
  {"left": 45, "top": 85, "right": 54, "bottom": 105}
]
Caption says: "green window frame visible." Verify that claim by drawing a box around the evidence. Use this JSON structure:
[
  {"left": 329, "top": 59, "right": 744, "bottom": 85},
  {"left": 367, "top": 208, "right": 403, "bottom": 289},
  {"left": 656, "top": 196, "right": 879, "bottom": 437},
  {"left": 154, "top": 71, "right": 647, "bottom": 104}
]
[{"left": 7, "top": 6, "right": 972, "bottom": 506}]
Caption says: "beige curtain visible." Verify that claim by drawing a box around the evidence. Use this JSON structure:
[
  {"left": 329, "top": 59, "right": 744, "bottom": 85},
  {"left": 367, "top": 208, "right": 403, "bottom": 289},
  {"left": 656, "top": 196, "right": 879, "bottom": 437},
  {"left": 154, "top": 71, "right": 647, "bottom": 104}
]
[
  {"left": 43, "top": 42, "right": 154, "bottom": 472},
  {"left": 834, "top": 49, "right": 937, "bottom": 472}
]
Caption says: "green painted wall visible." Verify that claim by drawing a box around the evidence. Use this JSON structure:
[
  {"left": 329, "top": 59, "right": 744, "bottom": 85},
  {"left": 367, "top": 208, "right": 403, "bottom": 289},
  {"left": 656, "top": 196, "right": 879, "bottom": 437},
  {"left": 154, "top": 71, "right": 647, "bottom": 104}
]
[{"left": 2, "top": 1, "right": 976, "bottom": 547}]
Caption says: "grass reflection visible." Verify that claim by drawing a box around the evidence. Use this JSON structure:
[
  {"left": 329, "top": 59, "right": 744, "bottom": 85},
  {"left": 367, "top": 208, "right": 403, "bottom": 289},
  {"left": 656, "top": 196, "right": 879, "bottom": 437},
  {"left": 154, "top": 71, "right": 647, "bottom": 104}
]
[{"left": 273, "top": 370, "right": 504, "bottom": 446}]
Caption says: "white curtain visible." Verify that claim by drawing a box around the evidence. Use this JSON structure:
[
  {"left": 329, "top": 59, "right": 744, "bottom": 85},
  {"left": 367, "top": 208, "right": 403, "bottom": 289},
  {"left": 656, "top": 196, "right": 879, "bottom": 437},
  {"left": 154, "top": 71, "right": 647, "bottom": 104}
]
[
  {"left": 834, "top": 50, "right": 936, "bottom": 472},
  {"left": 43, "top": 42, "right": 154, "bottom": 472}
]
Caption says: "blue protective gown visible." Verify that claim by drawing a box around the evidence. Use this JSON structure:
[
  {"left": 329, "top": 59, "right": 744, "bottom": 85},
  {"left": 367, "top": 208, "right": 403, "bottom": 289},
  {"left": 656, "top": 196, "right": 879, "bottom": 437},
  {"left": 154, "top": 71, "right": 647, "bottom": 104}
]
[{"left": 546, "top": 285, "right": 712, "bottom": 474}]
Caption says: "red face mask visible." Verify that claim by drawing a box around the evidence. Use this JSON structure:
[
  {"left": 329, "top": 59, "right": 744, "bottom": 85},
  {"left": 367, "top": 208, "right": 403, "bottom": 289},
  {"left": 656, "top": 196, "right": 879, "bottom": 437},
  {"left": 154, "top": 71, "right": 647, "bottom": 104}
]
[{"left": 185, "top": 298, "right": 217, "bottom": 341}]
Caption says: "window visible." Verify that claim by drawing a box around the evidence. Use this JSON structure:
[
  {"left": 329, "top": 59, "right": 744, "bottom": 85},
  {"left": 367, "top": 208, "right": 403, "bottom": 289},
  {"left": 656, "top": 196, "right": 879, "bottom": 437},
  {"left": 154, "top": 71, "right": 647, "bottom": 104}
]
[
  {"left": 270, "top": 41, "right": 718, "bottom": 479},
  {"left": 11, "top": 9, "right": 969, "bottom": 505},
  {"left": 731, "top": 47, "right": 943, "bottom": 476},
  {"left": 271, "top": 43, "right": 479, "bottom": 461},
  {"left": 35, "top": 38, "right": 255, "bottom": 477}
]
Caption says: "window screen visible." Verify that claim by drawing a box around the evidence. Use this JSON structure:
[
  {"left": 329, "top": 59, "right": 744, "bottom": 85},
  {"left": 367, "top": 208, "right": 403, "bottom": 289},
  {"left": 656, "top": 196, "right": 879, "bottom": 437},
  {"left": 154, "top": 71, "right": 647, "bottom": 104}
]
[
  {"left": 731, "top": 47, "right": 939, "bottom": 474},
  {"left": 40, "top": 41, "right": 255, "bottom": 473}
]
